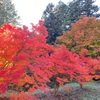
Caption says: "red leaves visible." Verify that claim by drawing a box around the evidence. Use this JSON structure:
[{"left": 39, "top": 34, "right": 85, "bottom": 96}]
[
  {"left": 10, "top": 91, "right": 39, "bottom": 100},
  {"left": 80, "top": 48, "right": 88, "bottom": 56},
  {"left": 49, "top": 46, "right": 95, "bottom": 85},
  {"left": 0, "top": 20, "right": 100, "bottom": 94}
]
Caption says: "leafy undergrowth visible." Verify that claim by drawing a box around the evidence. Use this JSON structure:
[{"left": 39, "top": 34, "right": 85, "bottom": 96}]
[{"left": 0, "top": 82, "right": 100, "bottom": 100}]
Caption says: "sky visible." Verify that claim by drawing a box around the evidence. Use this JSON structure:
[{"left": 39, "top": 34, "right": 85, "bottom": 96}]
[{"left": 12, "top": 0, "right": 100, "bottom": 27}]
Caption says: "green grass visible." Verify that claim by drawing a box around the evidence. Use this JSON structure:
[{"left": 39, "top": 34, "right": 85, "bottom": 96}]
[{"left": 65, "top": 81, "right": 100, "bottom": 89}]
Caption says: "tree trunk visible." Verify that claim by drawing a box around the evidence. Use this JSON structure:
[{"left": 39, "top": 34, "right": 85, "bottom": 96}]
[
  {"left": 54, "top": 83, "right": 59, "bottom": 96},
  {"left": 80, "top": 83, "right": 83, "bottom": 89}
]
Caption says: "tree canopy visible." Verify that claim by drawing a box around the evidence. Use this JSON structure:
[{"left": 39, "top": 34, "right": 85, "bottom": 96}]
[
  {"left": 56, "top": 17, "right": 100, "bottom": 58},
  {"left": 0, "top": 21, "right": 100, "bottom": 97},
  {"left": 42, "top": 0, "right": 100, "bottom": 44},
  {"left": 0, "top": 0, "right": 20, "bottom": 27}
]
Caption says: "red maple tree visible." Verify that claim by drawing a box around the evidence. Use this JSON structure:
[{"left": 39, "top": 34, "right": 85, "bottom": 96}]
[{"left": 0, "top": 20, "right": 99, "bottom": 97}]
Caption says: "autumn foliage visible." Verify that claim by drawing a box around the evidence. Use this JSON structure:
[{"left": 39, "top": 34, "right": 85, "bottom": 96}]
[
  {"left": 0, "top": 19, "right": 100, "bottom": 98},
  {"left": 10, "top": 91, "right": 39, "bottom": 100},
  {"left": 0, "top": 21, "right": 55, "bottom": 93},
  {"left": 56, "top": 17, "right": 100, "bottom": 58}
]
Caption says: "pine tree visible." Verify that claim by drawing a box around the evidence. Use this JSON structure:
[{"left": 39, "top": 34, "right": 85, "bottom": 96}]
[{"left": 0, "top": 0, "right": 20, "bottom": 27}]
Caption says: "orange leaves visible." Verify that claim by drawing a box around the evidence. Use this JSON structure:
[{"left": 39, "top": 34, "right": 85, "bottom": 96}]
[
  {"left": 0, "top": 77, "right": 4, "bottom": 84},
  {"left": 10, "top": 91, "right": 39, "bottom": 100},
  {"left": 0, "top": 20, "right": 55, "bottom": 93},
  {"left": 0, "top": 20, "right": 100, "bottom": 95},
  {"left": 18, "top": 74, "right": 35, "bottom": 86},
  {"left": 56, "top": 77, "right": 69, "bottom": 85},
  {"left": 56, "top": 17, "right": 100, "bottom": 57},
  {"left": 74, "top": 30, "right": 84, "bottom": 40},
  {"left": 94, "top": 75, "right": 100, "bottom": 80}
]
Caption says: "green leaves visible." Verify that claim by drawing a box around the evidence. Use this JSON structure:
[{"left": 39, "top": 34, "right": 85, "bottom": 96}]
[
  {"left": 0, "top": 0, "right": 20, "bottom": 27},
  {"left": 42, "top": 0, "right": 100, "bottom": 44}
]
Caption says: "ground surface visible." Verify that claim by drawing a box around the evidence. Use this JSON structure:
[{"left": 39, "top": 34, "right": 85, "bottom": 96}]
[
  {"left": 34, "top": 82, "right": 100, "bottom": 100},
  {"left": 0, "top": 81, "right": 100, "bottom": 100}
]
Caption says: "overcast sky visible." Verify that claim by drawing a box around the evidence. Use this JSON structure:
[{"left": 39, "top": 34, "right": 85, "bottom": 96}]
[{"left": 12, "top": 0, "right": 100, "bottom": 27}]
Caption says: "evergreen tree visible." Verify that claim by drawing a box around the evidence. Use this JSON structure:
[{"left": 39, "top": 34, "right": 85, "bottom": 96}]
[
  {"left": 66, "top": 0, "right": 100, "bottom": 28},
  {"left": 42, "top": 0, "right": 100, "bottom": 44},
  {"left": 0, "top": 0, "right": 20, "bottom": 27},
  {"left": 42, "top": 1, "right": 68, "bottom": 44}
]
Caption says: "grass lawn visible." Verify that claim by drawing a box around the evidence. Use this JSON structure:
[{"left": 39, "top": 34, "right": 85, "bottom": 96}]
[{"left": 0, "top": 81, "right": 100, "bottom": 100}]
